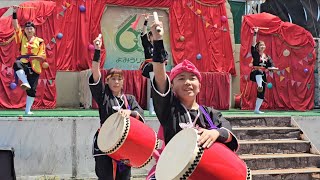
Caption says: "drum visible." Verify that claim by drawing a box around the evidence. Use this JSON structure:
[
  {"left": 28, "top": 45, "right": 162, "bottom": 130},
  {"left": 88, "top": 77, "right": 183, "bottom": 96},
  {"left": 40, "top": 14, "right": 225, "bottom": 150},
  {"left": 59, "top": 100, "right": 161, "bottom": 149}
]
[
  {"left": 156, "top": 128, "right": 251, "bottom": 180},
  {"left": 97, "top": 112, "right": 159, "bottom": 168}
]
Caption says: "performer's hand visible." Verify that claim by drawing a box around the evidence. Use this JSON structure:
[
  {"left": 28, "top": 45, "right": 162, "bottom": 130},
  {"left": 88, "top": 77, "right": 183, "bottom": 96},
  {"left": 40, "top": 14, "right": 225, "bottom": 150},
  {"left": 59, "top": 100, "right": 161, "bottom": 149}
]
[
  {"left": 253, "top": 27, "right": 259, "bottom": 33},
  {"left": 118, "top": 109, "right": 131, "bottom": 119},
  {"left": 151, "top": 21, "right": 163, "bottom": 40},
  {"left": 12, "top": 5, "right": 18, "bottom": 12},
  {"left": 93, "top": 35, "right": 102, "bottom": 50},
  {"left": 197, "top": 128, "right": 219, "bottom": 148},
  {"left": 144, "top": 13, "right": 150, "bottom": 21}
]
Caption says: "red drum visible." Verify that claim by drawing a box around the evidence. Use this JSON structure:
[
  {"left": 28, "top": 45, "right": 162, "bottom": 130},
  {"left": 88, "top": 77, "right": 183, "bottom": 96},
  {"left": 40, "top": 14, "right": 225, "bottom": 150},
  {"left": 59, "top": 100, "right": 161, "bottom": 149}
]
[
  {"left": 97, "top": 112, "right": 159, "bottom": 168},
  {"left": 156, "top": 128, "right": 251, "bottom": 180}
]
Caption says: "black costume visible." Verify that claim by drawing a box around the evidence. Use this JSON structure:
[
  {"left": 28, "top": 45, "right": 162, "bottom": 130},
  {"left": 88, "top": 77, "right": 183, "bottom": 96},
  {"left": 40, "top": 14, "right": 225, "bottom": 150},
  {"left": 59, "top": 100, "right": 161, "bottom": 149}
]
[
  {"left": 249, "top": 46, "right": 275, "bottom": 99},
  {"left": 89, "top": 74, "right": 144, "bottom": 180}
]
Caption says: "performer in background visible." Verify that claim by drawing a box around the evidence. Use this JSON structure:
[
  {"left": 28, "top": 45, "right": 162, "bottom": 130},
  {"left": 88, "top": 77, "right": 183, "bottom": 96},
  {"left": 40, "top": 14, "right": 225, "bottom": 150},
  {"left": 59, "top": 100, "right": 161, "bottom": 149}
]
[
  {"left": 89, "top": 35, "right": 144, "bottom": 180},
  {"left": 148, "top": 20, "right": 239, "bottom": 179},
  {"left": 140, "top": 13, "right": 168, "bottom": 115},
  {"left": 250, "top": 27, "right": 278, "bottom": 114},
  {"left": 12, "top": 5, "right": 47, "bottom": 115}
]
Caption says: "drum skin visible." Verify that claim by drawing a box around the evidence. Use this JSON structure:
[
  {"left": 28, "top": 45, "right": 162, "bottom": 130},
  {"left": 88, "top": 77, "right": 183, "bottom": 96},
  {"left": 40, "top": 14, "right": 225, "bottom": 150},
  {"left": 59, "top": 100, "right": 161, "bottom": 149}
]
[{"left": 98, "top": 113, "right": 157, "bottom": 168}]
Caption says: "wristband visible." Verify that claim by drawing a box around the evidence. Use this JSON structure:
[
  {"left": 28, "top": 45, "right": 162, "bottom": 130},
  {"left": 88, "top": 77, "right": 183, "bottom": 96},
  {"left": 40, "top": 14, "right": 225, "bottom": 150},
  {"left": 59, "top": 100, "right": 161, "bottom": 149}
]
[
  {"left": 13, "top": 12, "right": 17, "bottom": 19},
  {"left": 152, "top": 40, "right": 167, "bottom": 63},
  {"left": 144, "top": 20, "right": 148, "bottom": 26},
  {"left": 93, "top": 49, "right": 100, "bottom": 62},
  {"left": 254, "top": 31, "right": 257, "bottom": 36}
]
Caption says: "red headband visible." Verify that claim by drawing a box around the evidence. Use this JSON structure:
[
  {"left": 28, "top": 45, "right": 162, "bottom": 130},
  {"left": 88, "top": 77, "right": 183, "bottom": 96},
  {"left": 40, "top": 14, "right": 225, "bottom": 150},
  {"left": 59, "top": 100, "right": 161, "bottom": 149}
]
[{"left": 169, "top": 59, "right": 201, "bottom": 82}]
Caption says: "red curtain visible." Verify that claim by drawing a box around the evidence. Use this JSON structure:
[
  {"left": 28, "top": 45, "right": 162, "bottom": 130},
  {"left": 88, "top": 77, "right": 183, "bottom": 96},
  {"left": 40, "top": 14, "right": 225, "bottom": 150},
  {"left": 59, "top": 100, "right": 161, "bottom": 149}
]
[
  {"left": 240, "top": 13, "right": 315, "bottom": 111},
  {"left": 0, "top": 1, "right": 56, "bottom": 109},
  {"left": 170, "top": 0, "right": 235, "bottom": 74},
  {"left": 197, "top": 72, "right": 230, "bottom": 109},
  {"left": 0, "top": 0, "right": 233, "bottom": 110}
]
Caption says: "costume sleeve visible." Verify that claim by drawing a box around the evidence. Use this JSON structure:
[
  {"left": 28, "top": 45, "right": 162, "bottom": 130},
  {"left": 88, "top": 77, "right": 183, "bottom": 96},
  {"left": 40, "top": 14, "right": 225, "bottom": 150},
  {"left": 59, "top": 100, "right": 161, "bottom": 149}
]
[
  {"left": 127, "top": 95, "right": 145, "bottom": 122},
  {"left": 37, "top": 38, "right": 47, "bottom": 59},
  {"left": 266, "top": 55, "right": 275, "bottom": 68},
  {"left": 151, "top": 74, "right": 173, "bottom": 126},
  {"left": 209, "top": 108, "right": 239, "bottom": 152},
  {"left": 14, "top": 27, "right": 23, "bottom": 46},
  {"left": 251, "top": 46, "right": 260, "bottom": 66},
  {"left": 89, "top": 73, "right": 104, "bottom": 107},
  {"left": 141, "top": 33, "right": 152, "bottom": 59}
]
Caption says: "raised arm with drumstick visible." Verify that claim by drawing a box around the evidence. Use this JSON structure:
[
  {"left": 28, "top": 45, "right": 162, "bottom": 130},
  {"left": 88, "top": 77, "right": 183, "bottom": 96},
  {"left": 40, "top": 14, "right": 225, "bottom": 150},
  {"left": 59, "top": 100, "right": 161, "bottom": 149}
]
[
  {"left": 11, "top": 5, "right": 47, "bottom": 115},
  {"left": 249, "top": 27, "right": 278, "bottom": 114},
  {"left": 89, "top": 34, "right": 144, "bottom": 180}
]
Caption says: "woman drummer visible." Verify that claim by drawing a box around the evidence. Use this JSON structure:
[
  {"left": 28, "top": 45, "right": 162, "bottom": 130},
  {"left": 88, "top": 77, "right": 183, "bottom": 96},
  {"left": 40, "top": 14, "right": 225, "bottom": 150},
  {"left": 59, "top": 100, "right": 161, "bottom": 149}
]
[
  {"left": 250, "top": 27, "right": 278, "bottom": 114},
  {"left": 89, "top": 35, "right": 144, "bottom": 180},
  {"left": 147, "top": 20, "right": 239, "bottom": 179}
]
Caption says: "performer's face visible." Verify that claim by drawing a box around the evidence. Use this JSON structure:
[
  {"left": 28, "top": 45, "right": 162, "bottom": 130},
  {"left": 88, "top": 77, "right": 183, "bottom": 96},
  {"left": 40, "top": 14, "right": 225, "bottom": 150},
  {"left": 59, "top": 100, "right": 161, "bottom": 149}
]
[
  {"left": 258, "top": 42, "right": 266, "bottom": 53},
  {"left": 24, "top": 27, "right": 35, "bottom": 38},
  {"left": 172, "top": 72, "right": 201, "bottom": 100},
  {"left": 106, "top": 75, "right": 124, "bottom": 94}
]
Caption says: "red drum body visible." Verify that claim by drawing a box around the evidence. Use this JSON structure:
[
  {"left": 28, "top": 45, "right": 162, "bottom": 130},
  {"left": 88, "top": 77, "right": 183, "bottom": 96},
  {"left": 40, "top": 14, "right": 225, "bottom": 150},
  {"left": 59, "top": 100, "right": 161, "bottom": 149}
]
[
  {"left": 156, "top": 128, "right": 251, "bottom": 180},
  {"left": 97, "top": 112, "right": 158, "bottom": 168}
]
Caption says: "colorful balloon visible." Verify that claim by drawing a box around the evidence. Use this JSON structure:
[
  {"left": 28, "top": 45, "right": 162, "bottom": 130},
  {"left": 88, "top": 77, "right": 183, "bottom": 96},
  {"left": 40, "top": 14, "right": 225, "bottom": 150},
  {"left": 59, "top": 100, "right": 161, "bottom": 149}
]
[
  {"left": 304, "top": 68, "right": 309, "bottom": 73},
  {"left": 88, "top": 44, "right": 95, "bottom": 51},
  {"left": 42, "top": 62, "right": 49, "bottom": 69},
  {"left": 179, "top": 36, "right": 185, "bottom": 42},
  {"left": 221, "top": 15, "right": 228, "bottom": 22},
  {"left": 267, "top": 83, "right": 273, "bottom": 89},
  {"left": 10, "top": 82, "right": 17, "bottom": 90},
  {"left": 79, "top": 5, "right": 86, "bottom": 12},
  {"left": 196, "top": 53, "right": 202, "bottom": 60},
  {"left": 57, "top": 33, "right": 63, "bottom": 39}
]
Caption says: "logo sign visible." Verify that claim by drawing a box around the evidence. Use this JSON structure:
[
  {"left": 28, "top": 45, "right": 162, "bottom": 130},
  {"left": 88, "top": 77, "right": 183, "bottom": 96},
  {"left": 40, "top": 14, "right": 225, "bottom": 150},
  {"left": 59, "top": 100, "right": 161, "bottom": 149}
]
[{"left": 101, "top": 6, "right": 172, "bottom": 70}]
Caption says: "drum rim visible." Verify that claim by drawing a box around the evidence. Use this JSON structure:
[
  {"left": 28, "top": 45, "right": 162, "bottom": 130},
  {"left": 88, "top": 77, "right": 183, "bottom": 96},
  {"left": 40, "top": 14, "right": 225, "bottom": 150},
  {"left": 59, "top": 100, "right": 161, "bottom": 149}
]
[
  {"left": 104, "top": 117, "right": 130, "bottom": 154},
  {"left": 136, "top": 138, "right": 160, "bottom": 168},
  {"left": 179, "top": 146, "right": 204, "bottom": 179},
  {"left": 156, "top": 129, "right": 204, "bottom": 180}
]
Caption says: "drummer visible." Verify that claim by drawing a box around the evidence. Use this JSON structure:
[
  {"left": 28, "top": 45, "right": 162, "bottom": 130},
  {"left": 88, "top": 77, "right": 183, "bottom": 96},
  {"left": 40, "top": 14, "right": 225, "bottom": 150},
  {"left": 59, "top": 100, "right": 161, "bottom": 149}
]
[
  {"left": 150, "top": 22, "right": 239, "bottom": 151},
  {"left": 89, "top": 35, "right": 144, "bottom": 180}
]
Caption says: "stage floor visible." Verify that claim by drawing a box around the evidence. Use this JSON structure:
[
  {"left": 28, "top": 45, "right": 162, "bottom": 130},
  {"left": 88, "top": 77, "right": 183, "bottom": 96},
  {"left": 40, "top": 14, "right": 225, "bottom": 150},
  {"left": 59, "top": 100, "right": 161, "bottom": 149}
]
[{"left": 1, "top": 108, "right": 320, "bottom": 117}]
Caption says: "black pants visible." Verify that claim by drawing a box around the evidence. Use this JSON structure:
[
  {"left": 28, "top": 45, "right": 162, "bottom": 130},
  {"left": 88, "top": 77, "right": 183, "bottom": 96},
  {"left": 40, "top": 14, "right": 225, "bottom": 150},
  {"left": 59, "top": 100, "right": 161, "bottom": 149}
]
[
  {"left": 95, "top": 155, "right": 131, "bottom": 180},
  {"left": 13, "top": 61, "right": 39, "bottom": 97}
]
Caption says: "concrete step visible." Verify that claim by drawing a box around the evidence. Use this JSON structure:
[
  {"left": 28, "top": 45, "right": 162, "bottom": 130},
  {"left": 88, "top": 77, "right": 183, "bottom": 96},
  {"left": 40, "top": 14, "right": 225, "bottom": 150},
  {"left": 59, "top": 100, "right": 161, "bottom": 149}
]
[
  {"left": 251, "top": 167, "right": 320, "bottom": 180},
  {"left": 238, "top": 139, "right": 310, "bottom": 155},
  {"left": 227, "top": 116, "right": 292, "bottom": 127},
  {"left": 233, "top": 126, "right": 301, "bottom": 140},
  {"left": 240, "top": 153, "right": 320, "bottom": 170}
]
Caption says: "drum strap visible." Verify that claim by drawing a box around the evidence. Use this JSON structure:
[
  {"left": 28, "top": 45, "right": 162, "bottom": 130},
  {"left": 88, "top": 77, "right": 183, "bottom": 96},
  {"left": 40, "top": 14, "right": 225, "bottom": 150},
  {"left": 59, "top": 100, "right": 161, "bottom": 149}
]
[{"left": 199, "top": 106, "right": 218, "bottom": 130}]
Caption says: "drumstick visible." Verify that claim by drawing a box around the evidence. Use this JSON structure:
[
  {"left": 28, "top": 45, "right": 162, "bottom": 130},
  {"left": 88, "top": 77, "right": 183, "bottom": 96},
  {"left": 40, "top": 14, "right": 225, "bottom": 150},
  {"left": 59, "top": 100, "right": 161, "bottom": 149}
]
[
  {"left": 253, "top": 27, "right": 269, "bottom": 30},
  {"left": 141, "top": 14, "right": 164, "bottom": 17},
  {"left": 15, "top": 6, "right": 37, "bottom": 9},
  {"left": 96, "top": 34, "right": 102, "bottom": 45},
  {"left": 153, "top": 12, "right": 161, "bottom": 32}
]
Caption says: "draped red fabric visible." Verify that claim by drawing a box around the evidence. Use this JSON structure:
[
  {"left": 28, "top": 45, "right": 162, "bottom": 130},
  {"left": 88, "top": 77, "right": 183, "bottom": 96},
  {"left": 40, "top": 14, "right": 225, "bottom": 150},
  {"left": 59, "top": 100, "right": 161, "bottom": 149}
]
[
  {"left": 0, "top": 1, "right": 56, "bottom": 109},
  {"left": 1, "top": 0, "right": 233, "bottom": 110},
  {"left": 240, "top": 13, "right": 315, "bottom": 111},
  {"left": 0, "top": 7, "right": 9, "bottom": 18},
  {"left": 197, "top": 72, "right": 230, "bottom": 109},
  {"left": 169, "top": 0, "right": 235, "bottom": 75}
]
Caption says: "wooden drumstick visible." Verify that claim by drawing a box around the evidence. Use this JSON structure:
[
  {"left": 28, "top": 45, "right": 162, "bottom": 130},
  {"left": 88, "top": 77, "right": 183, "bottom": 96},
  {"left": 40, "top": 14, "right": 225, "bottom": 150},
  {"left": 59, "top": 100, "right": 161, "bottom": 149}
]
[
  {"left": 253, "top": 27, "right": 269, "bottom": 30},
  {"left": 153, "top": 12, "right": 161, "bottom": 32},
  {"left": 141, "top": 14, "right": 163, "bottom": 17},
  {"left": 96, "top": 34, "right": 102, "bottom": 45},
  {"left": 16, "top": 6, "right": 37, "bottom": 9}
]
